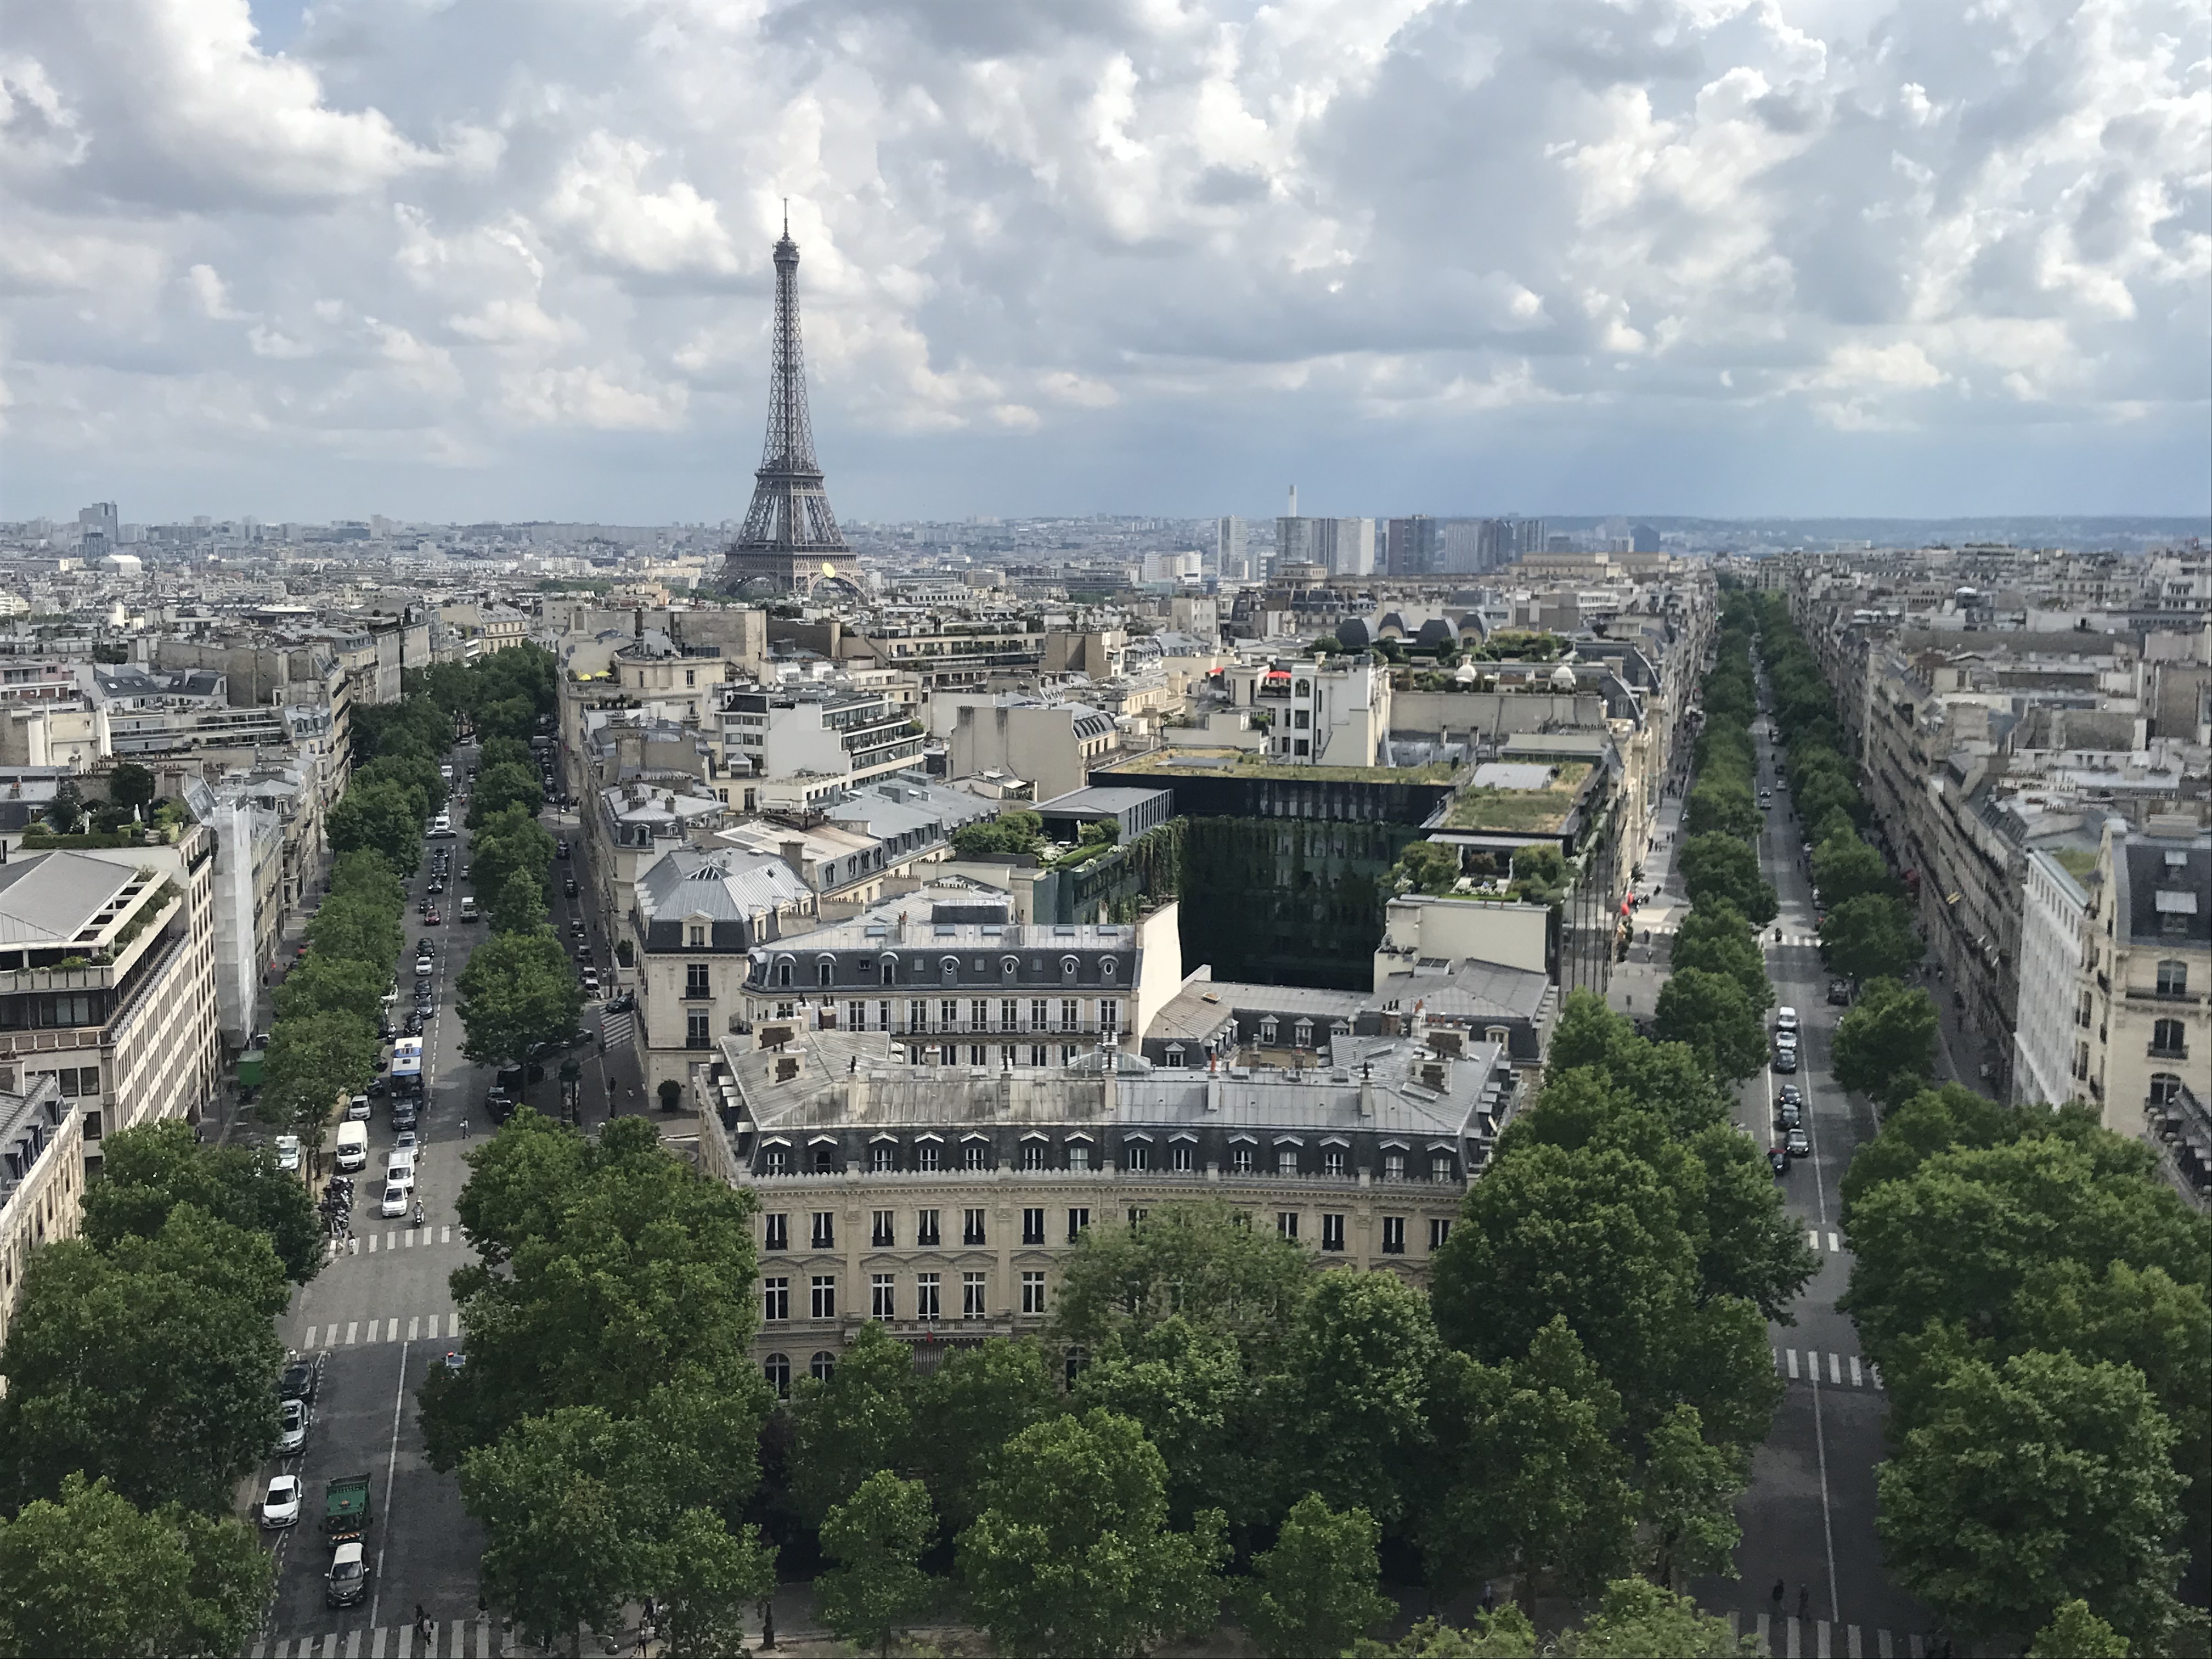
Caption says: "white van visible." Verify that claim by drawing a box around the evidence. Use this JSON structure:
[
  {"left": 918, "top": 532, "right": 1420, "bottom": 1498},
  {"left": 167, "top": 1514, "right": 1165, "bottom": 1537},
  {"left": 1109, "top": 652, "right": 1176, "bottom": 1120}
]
[
  {"left": 334, "top": 1121, "right": 369, "bottom": 1172},
  {"left": 458, "top": 896, "right": 478, "bottom": 922},
  {"left": 385, "top": 1149, "right": 416, "bottom": 1191}
]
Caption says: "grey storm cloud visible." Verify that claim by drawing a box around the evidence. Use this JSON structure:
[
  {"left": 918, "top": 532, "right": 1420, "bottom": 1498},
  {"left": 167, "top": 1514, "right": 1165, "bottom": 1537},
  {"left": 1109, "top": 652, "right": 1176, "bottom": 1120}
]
[{"left": 0, "top": 0, "right": 2204, "bottom": 521}]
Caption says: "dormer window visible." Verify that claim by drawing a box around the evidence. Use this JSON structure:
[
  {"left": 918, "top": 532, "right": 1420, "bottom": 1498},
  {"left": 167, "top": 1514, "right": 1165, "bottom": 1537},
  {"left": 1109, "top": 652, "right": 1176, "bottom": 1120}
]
[
  {"left": 1259, "top": 1019, "right": 1279, "bottom": 1046},
  {"left": 776, "top": 958, "right": 794, "bottom": 989},
  {"left": 817, "top": 956, "right": 836, "bottom": 988},
  {"left": 1102, "top": 957, "right": 1117, "bottom": 980},
  {"left": 880, "top": 953, "right": 899, "bottom": 984},
  {"left": 1060, "top": 956, "right": 1080, "bottom": 982},
  {"left": 1293, "top": 1019, "right": 1313, "bottom": 1047},
  {"left": 688, "top": 925, "right": 707, "bottom": 948},
  {"left": 1001, "top": 955, "right": 1020, "bottom": 981},
  {"left": 941, "top": 956, "right": 961, "bottom": 985}
]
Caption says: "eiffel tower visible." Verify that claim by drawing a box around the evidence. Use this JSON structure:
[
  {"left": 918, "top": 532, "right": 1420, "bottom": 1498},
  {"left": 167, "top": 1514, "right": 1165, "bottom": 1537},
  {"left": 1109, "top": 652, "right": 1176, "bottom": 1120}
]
[{"left": 721, "top": 210, "right": 858, "bottom": 595}]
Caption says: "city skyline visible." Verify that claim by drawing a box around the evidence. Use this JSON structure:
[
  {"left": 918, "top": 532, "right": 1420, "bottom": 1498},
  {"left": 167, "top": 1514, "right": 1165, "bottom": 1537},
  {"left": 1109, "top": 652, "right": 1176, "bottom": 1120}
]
[{"left": 3, "top": 0, "right": 2205, "bottom": 524}]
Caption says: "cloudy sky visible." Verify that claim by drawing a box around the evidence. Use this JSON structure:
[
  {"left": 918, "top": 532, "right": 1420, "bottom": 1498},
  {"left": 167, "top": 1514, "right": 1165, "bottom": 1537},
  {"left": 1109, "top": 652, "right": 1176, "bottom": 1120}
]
[{"left": 3, "top": 0, "right": 2207, "bottom": 525}]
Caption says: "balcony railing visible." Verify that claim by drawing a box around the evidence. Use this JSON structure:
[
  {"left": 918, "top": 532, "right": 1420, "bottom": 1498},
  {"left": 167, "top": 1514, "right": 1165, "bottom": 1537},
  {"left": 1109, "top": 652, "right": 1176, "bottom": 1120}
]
[
  {"left": 2149, "top": 1044, "right": 2190, "bottom": 1062},
  {"left": 2126, "top": 986, "right": 2203, "bottom": 1005}
]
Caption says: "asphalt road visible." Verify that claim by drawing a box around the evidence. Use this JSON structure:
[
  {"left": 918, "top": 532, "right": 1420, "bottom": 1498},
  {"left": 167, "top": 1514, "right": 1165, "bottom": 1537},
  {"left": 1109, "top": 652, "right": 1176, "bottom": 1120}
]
[
  {"left": 1689, "top": 686, "right": 1939, "bottom": 1655},
  {"left": 250, "top": 746, "right": 517, "bottom": 1644}
]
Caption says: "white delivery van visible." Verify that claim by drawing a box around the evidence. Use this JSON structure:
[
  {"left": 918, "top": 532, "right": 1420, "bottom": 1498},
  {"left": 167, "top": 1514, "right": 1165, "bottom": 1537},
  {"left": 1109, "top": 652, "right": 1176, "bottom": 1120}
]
[
  {"left": 458, "top": 896, "right": 478, "bottom": 922},
  {"left": 385, "top": 1148, "right": 416, "bottom": 1190},
  {"left": 334, "top": 1121, "right": 369, "bottom": 1172}
]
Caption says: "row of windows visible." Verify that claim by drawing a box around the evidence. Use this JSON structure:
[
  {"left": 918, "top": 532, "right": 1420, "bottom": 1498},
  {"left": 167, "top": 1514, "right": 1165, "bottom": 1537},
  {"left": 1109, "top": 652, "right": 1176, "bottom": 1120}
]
[
  {"left": 764, "top": 998, "right": 1123, "bottom": 1034},
  {"left": 757, "top": 1140, "right": 1458, "bottom": 1180},
  {"left": 764, "top": 953, "right": 1122, "bottom": 989},
  {"left": 761, "top": 1268, "right": 1039, "bottom": 1324},
  {"left": 765, "top": 1207, "right": 1453, "bottom": 1254}
]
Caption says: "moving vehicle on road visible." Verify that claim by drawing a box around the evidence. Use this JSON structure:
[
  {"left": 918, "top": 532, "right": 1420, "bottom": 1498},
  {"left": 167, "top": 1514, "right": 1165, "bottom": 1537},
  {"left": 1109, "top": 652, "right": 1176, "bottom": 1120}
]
[
  {"left": 459, "top": 896, "right": 478, "bottom": 921},
  {"left": 262, "top": 1475, "right": 302, "bottom": 1529},
  {"left": 385, "top": 1149, "right": 415, "bottom": 1191},
  {"left": 279, "top": 1357, "right": 315, "bottom": 1403},
  {"left": 1826, "top": 978, "right": 1852, "bottom": 1005},
  {"left": 415, "top": 953, "right": 434, "bottom": 975},
  {"left": 274, "top": 1134, "right": 301, "bottom": 1172},
  {"left": 278, "top": 1398, "right": 309, "bottom": 1454},
  {"left": 1772, "top": 1046, "right": 1798, "bottom": 1073},
  {"left": 323, "top": 1474, "right": 372, "bottom": 1547},
  {"left": 1784, "top": 1126, "right": 1812, "bottom": 1158},
  {"left": 325, "top": 1542, "right": 371, "bottom": 1608},
  {"left": 1775, "top": 1006, "right": 1798, "bottom": 1032},
  {"left": 379, "top": 1181, "right": 409, "bottom": 1218},
  {"left": 391, "top": 1037, "right": 425, "bottom": 1106}
]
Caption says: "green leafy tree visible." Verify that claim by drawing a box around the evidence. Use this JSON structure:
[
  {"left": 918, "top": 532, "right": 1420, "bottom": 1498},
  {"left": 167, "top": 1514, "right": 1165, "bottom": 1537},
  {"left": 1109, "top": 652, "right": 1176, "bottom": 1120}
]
[
  {"left": 327, "top": 778, "right": 424, "bottom": 871},
  {"left": 1684, "top": 778, "right": 1761, "bottom": 840},
  {"left": 1832, "top": 978, "right": 1938, "bottom": 1102},
  {"left": 455, "top": 929, "right": 584, "bottom": 1076},
  {"left": 1421, "top": 1319, "right": 1637, "bottom": 1615},
  {"left": 0, "top": 1471, "right": 273, "bottom": 1659},
  {"left": 488, "top": 868, "right": 549, "bottom": 934},
  {"left": 106, "top": 761, "right": 158, "bottom": 814},
  {"left": 1268, "top": 1269, "right": 1438, "bottom": 1527},
  {"left": 957, "top": 1408, "right": 1227, "bottom": 1659},
  {"left": 1351, "top": 1609, "right": 1540, "bottom": 1658},
  {"left": 910, "top": 1336, "right": 1065, "bottom": 1533},
  {"left": 1395, "top": 840, "right": 1464, "bottom": 895},
  {"left": 271, "top": 953, "right": 388, "bottom": 1026},
  {"left": 81, "top": 1119, "right": 322, "bottom": 1285},
  {"left": 1811, "top": 837, "right": 1895, "bottom": 906},
  {"left": 256, "top": 1006, "right": 381, "bottom": 1167},
  {"left": 1819, "top": 894, "right": 1922, "bottom": 984},
  {"left": 1837, "top": 1083, "right": 2023, "bottom": 1226},
  {"left": 2029, "top": 1600, "right": 2131, "bottom": 1659},
  {"left": 1050, "top": 1200, "right": 1313, "bottom": 1368},
  {"left": 1234, "top": 1492, "right": 1396, "bottom": 1658},
  {"left": 1558, "top": 1578, "right": 1759, "bottom": 1656},
  {"left": 951, "top": 810, "right": 1045, "bottom": 858},
  {"left": 461, "top": 1406, "right": 640, "bottom": 1655},
  {"left": 479, "top": 735, "right": 534, "bottom": 774},
  {"left": 1678, "top": 834, "right": 1777, "bottom": 925},
  {"left": 1432, "top": 1139, "right": 1782, "bottom": 1448},
  {"left": 1666, "top": 915, "right": 1772, "bottom": 1011},
  {"left": 306, "top": 890, "right": 402, "bottom": 967},
  {"left": 1638, "top": 1404, "right": 1744, "bottom": 1589},
  {"left": 1654, "top": 968, "right": 1770, "bottom": 1081},
  {"left": 1074, "top": 1316, "right": 1267, "bottom": 1528},
  {"left": 1876, "top": 1349, "right": 2185, "bottom": 1652},
  {"left": 0, "top": 1209, "right": 285, "bottom": 1513},
  {"left": 354, "top": 751, "right": 447, "bottom": 819},
  {"left": 423, "top": 1118, "right": 768, "bottom": 1469},
  {"left": 817, "top": 1471, "right": 940, "bottom": 1659},
  {"left": 467, "top": 761, "right": 544, "bottom": 830},
  {"left": 43, "top": 779, "right": 86, "bottom": 834},
  {"left": 789, "top": 1321, "right": 919, "bottom": 1524},
  {"left": 647, "top": 1504, "right": 778, "bottom": 1659}
]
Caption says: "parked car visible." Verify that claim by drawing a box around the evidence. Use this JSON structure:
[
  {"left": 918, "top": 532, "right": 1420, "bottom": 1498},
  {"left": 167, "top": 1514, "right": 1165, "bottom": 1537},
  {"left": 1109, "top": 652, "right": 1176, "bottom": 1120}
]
[
  {"left": 346, "top": 1094, "right": 370, "bottom": 1122},
  {"left": 262, "top": 1474, "right": 303, "bottom": 1529},
  {"left": 278, "top": 1398, "right": 309, "bottom": 1454},
  {"left": 569, "top": 919, "right": 586, "bottom": 938},
  {"left": 1826, "top": 978, "right": 1852, "bottom": 1006},
  {"left": 563, "top": 878, "right": 579, "bottom": 897}
]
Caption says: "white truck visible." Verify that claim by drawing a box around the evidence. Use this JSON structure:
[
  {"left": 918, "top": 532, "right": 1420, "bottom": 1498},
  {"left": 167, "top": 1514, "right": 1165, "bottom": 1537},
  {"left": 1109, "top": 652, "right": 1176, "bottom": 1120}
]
[{"left": 334, "top": 1121, "right": 368, "bottom": 1173}]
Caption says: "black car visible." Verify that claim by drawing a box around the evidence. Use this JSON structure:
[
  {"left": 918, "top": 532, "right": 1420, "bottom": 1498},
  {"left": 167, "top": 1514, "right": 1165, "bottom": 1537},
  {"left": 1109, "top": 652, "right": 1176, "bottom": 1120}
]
[
  {"left": 391, "top": 1099, "right": 418, "bottom": 1131},
  {"left": 485, "top": 1087, "right": 515, "bottom": 1125},
  {"left": 279, "top": 1360, "right": 315, "bottom": 1403},
  {"left": 1826, "top": 978, "right": 1852, "bottom": 1006},
  {"left": 404, "top": 1013, "right": 426, "bottom": 1036},
  {"left": 1773, "top": 1047, "right": 1798, "bottom": 1074},
  {"left": 1775, "top": 1103, "right": 1802, "bottom": 1131},
  {"left": 563, "top": 878, "right": 579, "bottom": 897},
  {"left": 1784, "top": 1126, "right": 1812, "bottom": 1158}
]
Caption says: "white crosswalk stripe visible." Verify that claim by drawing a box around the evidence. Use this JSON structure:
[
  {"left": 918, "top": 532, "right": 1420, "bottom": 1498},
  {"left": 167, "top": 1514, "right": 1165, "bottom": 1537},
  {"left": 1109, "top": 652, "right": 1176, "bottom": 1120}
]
[
  {"left": 600, "top": 1007, "right": 635, "bottom": 1051},
  {"left": 1771, "top": 1347, "right": 1882, "bottom": 1389},
  {"left": 1734, "top": 1610, "right": 1918, "bottom": 1657},
  {"left": 302, "top": 1313, "right": 453, "bottom": 1350},
  {"left": 251, "top": 1618, "right": 503, "bottom": 1658}
]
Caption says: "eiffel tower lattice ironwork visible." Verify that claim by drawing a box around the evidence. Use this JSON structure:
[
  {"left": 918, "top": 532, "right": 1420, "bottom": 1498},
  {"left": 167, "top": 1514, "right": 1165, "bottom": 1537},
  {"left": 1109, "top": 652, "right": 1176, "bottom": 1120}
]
[{"left": 724, "top": 210, "right": 853, "bottom": 591}]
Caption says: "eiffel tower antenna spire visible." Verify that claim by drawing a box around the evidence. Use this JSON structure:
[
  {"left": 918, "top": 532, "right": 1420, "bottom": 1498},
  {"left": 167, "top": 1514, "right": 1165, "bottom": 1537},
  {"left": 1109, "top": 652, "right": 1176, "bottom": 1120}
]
[{"left": 721, "top": 210, "right": 853, "bottom": 594}]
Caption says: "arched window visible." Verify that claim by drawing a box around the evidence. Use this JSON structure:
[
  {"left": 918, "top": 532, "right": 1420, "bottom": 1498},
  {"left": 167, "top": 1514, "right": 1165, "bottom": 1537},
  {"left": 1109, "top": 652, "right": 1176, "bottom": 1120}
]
[
  {"left": 776, "top": 958, "right": 794, "bottom": 988},
  {"left": 941, "top": 956, "right": 961, "bottom": 985},
  {"left": 1061, "top": 956, "right": 1080, "bottom": 981},
  {"left": 2151, "top": 1018, "right": 2187, "bottom": 1057},
  {"left": 879, "top": 953, "right": 899, "bottom": 984},
  {"left": 2150, "top": 1072, "right": 2183, "bottom": 1106},
  {"left": 810, "top": 1350, "right": 837, "bottom": 1383},
  {"left": 1294, "top": 679, "right": 1311, "bottom": 698},
  {"left": 762, "top": 1353, "right": 791, "bottom": 1398},
  {"left": 817, "top": 956, "right": 836, "bottom": 987},
  {"left": 2156, "top": 959, "right": 2190, "bottom": 996},
  {"left": 1001, "top": 955, "right": 1021, "bottom": 981}
]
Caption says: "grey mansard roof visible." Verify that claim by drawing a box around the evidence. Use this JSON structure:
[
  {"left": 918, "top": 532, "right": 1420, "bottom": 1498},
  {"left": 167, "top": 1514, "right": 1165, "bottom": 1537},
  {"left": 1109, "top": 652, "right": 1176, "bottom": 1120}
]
[{"left": 634, "top": 847, "right": 815, "bottom": 949}]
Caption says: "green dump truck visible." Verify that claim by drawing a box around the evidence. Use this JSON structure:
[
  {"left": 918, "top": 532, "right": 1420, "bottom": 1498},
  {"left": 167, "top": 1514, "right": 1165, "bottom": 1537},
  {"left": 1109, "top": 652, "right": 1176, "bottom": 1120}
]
[{"left": 323, "top": 1474, "right": 373, "bottom": 1547}]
